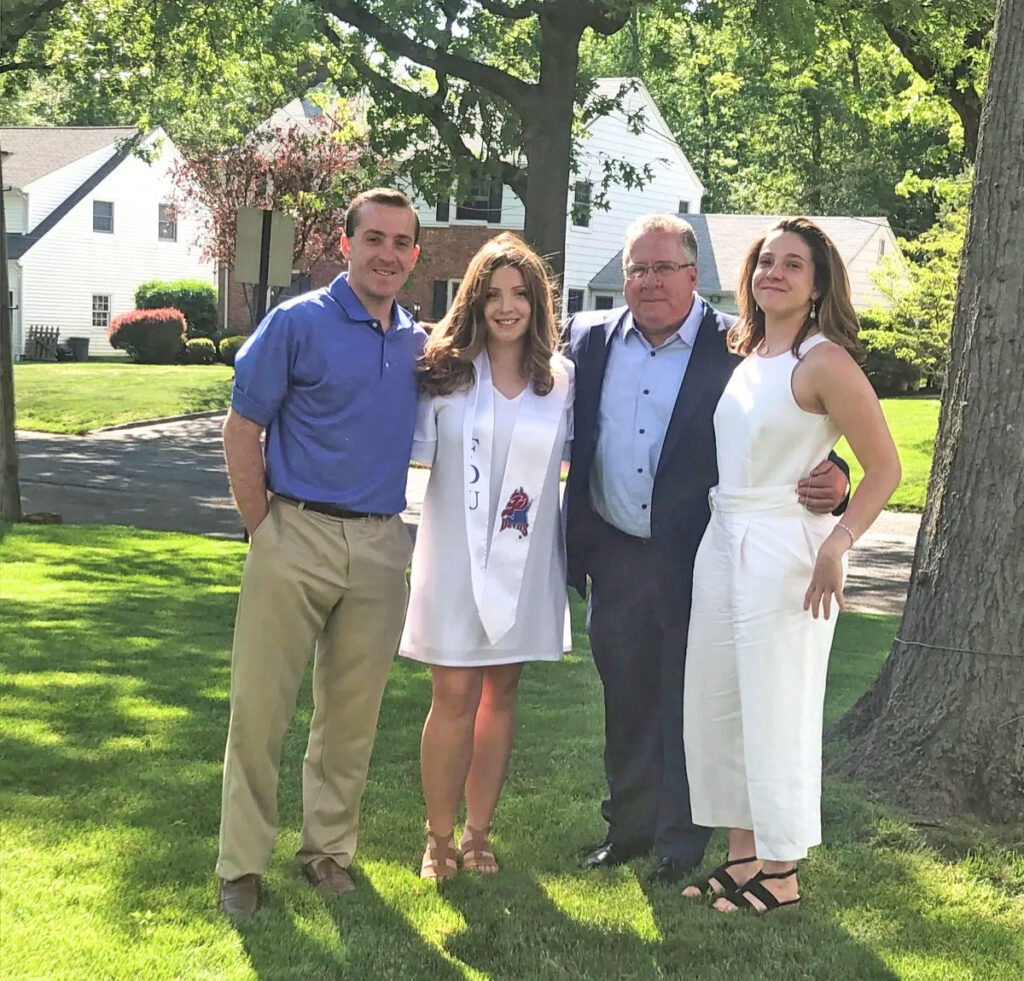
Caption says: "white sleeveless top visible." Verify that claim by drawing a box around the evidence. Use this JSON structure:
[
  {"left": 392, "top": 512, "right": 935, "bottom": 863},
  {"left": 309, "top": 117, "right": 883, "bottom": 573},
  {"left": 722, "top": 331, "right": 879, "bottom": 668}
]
[{"left": 712, "top": 334, "right": 841, "bottom": 511}]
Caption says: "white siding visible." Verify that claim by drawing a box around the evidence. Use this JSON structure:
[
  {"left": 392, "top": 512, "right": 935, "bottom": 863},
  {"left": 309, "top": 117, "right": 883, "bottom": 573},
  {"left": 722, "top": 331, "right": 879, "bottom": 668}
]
[
  {"left": 4, "top": 191, "right": 27, "bottom": 233},
  {"left": 416, "top": 187, "right": 526, "bottom": 229},
  {"left": 18, "top": 136, "right": 215, "bottom": 356},
  {"left": 845, "top": 226, "right": 900, "bottom": 309},
  {"left": 563, "top": 82, "right": 703, "bottom": 315},
  {"left": 24, "top": 143, "right": 121, "bottom": 227},
  {"left": 7, "top": 261, "right": 23, "bottom": 357}
]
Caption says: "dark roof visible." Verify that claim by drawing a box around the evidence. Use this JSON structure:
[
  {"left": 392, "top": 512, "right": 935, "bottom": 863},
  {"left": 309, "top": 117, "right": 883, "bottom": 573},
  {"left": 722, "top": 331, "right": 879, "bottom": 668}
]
[
  {"left": 589, "top": 214, "right": 891, "bottom": 292},
  {"left": 0, "top": 126, "right": 137, "bottom": 187},
  {"left": 4, "top": 134, "right": 138, "bottom": 259}
]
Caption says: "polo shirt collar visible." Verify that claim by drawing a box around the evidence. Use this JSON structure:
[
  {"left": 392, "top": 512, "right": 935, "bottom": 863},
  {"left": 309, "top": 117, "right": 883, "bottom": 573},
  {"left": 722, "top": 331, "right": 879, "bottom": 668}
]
[
  {"left": 329, "top": 273, "right": 413, "bottom": 330},
  {"left": 622, "top": 293, "right": 706, "bottom": 348}
]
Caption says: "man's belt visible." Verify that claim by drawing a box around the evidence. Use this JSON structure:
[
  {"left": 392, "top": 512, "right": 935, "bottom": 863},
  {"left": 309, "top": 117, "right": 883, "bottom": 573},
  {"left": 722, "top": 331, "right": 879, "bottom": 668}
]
[{"left": 273, "top": 493, "right": 390, "bottom": 520}]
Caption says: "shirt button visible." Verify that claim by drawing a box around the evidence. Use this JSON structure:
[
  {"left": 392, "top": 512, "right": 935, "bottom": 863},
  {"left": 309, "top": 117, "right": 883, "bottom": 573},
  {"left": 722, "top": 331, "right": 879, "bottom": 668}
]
[
  {"left": 641, "top": 504, "right": 648, "bottom": 510},
  {"left": 639, "top": 428, "right": 645, "bottom": 435},
  {"left": 650, "top": 351, "right": 656, "bottom": 358},
  {"left": 637, "top": 468, "right": 643, "bottom": 474},
  {"left": 385, "top": 361, "right": 390, "bottom": 368},
  {"left": 643, "top": 389, "right": 650, "bottom": 395}
]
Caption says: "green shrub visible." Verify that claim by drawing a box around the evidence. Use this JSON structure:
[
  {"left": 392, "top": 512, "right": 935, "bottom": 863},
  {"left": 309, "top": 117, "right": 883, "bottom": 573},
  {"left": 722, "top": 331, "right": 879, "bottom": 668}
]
[
  {"left": 183, "top": 337, "right": 217, "bottom": 365},
  {"left": 107, "top": 308, "right": 186, "bottom": 364},
  {"left": 136, "top": 279, "right": 218, "bottom": 340},
  {"left": 218, "top": 335, "right": 248, "bottom": 367},
  {"left": 860, "top": 324, "right": 922, "bottom": 396}
]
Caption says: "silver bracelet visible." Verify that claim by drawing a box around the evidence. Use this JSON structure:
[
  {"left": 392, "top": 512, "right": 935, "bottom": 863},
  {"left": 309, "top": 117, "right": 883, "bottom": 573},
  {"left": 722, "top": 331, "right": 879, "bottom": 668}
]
[{"left": 836, "top": 522, "right": 856, "bottom": 548}]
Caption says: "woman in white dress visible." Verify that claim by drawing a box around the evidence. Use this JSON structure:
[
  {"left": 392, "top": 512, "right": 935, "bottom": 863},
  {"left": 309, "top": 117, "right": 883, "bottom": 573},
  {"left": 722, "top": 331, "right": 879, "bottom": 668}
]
[
  {"left": 400, "top": 233, "right": 573, "bottom": 880},
  {"left": 682, "top": 218, "right": 901, "bottom": 912}
]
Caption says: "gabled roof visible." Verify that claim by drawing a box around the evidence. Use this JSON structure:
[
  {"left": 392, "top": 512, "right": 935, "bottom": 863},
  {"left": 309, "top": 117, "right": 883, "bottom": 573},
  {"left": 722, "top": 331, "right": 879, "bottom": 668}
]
[
  {"left": 0, "top": 126, "right": 137, "bottom": 187},
  {"left": 589, "top": 214, "right": 893, "bottom": 291},
  {"left": 4, "top": 129, "right": 141, "bottom": 259}
]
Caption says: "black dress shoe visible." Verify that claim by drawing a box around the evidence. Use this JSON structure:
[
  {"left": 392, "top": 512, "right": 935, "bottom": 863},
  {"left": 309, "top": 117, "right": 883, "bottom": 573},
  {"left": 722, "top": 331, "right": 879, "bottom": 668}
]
[
  {"left": 583, "top": 841, "right": 650, "bottom": 868},
  {"left": 649, "top": 856, "right": 697, "bottom": 884}
]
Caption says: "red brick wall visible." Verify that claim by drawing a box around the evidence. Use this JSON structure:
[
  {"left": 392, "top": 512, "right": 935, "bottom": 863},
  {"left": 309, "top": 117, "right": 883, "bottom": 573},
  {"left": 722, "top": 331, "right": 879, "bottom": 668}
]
[{"left": 219, "top": 226, "right": 506, "bottom": 332}]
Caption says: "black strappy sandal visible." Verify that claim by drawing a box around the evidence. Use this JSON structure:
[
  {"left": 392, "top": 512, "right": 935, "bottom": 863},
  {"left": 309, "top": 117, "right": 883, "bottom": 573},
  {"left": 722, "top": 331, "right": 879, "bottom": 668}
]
[
  {"left": 719, "top": 867, "right": 801, "bottom": 913},
  {"left": 682, "top": 855, "right": 759, "bottom": 899}
]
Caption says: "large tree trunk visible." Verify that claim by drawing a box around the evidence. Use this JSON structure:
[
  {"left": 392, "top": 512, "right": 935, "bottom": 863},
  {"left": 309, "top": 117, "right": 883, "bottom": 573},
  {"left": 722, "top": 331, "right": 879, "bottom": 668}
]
[
  {"left": 520, "top": 9, "right": 582, "bottom": 282},
  {"left": 0, "top": 145, "right": 23, "bottom": 523},
  {"left": 830, "top": 0, "right": 1024, "bottom": 823}
]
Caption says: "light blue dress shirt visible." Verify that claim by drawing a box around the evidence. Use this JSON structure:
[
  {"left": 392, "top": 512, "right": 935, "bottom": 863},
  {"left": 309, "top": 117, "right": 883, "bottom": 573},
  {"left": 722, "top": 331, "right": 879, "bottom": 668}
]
[{"left": 590, "top": 296, "right": 707, "bottom": 538}]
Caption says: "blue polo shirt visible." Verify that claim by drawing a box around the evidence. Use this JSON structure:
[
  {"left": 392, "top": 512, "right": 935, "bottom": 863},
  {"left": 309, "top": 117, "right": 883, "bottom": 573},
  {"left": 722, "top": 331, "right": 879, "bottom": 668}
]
[{"left": 232, "top": 274, "right": 427, "bottom": 513}]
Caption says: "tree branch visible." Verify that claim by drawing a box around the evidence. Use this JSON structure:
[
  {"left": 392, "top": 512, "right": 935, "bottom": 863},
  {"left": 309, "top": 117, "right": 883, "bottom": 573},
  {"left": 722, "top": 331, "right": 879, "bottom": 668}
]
[
  {"left": 0, "top": 58, "right": 51, "bottom": 76},
  {"left": 320, "top": 0, "right": 537, "bottom": 110},
  {"left": 478, "top": 0, "right": 539, "bottom": 19},
  {"left": 0, "top": 0, "right": 72, "bottom": 54}
]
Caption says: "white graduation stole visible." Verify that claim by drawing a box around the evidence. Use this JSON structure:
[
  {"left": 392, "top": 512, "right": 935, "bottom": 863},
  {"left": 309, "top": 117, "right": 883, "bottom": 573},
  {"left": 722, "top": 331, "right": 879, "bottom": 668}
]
[{"left": 463, "top": 350, "right": 569, "bottom": 644}]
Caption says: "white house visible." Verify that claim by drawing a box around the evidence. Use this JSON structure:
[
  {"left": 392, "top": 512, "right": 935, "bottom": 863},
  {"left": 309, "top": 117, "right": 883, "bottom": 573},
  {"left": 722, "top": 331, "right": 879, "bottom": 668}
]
[
  {"left": 2, "top": 126, "right": 216, "bottom": 358},
  {"left": 405, "top": 77, "right": 705, "bottom": 318},
  {"left": 588, "top": 214, "right": 901, "bottom": 313}
]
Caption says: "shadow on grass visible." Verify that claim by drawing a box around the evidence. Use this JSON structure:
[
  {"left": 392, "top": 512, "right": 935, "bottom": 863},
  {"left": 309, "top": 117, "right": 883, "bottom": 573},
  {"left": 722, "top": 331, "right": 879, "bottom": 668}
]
[{"left": 3, "top": 527, "right": 1021, "bottom": 978}]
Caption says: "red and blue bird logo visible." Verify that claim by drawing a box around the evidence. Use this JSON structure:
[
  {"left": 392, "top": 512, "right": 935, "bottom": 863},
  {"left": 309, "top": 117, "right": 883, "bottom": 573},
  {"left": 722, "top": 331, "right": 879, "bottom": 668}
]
[{"left": 499, "top": 487, "right": 531, "bottom": 538}]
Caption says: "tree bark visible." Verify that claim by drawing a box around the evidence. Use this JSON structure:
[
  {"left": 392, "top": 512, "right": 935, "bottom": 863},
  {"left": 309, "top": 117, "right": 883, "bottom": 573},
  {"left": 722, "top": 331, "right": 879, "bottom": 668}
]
[
  {"left": 830, "top": 0, "right": 1024, "bottom": 823},
  {"left": 521, "top": 8, "right": 584, "bottom": 281},
  {"left": 1, "top": 142, "right": 23, "bottom": 523}
]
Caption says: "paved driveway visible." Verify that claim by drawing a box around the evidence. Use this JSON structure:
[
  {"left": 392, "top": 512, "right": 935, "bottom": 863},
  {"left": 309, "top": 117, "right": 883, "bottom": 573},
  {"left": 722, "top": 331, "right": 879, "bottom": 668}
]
[{"left": 15, "top": 413, "right": 916, "bottom": 616}]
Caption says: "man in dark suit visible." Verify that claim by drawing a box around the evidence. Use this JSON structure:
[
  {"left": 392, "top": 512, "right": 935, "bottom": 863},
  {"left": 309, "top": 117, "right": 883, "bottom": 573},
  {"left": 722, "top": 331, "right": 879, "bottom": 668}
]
[{"left": 563, "top": 215, "right": 848, "bottom": 882}]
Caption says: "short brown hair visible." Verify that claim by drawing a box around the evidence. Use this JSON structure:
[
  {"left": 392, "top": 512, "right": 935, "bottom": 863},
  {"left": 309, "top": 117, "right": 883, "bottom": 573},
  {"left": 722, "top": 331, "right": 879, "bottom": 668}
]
[
  {"left": 419, "top": 233, "right": 561, "bottom": 397},
  {"left": 344, "top": 187, "right": 420, "bottom": 243}
]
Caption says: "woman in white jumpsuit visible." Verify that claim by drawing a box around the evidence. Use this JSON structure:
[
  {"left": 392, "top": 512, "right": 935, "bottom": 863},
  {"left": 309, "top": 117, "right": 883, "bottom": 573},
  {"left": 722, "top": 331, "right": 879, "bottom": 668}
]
[
  {"left": 400, "top": 234, "right": 573, "bottom": 880},
  {"left": 683, "top": 219, "right": 901, "bottom": 912}
]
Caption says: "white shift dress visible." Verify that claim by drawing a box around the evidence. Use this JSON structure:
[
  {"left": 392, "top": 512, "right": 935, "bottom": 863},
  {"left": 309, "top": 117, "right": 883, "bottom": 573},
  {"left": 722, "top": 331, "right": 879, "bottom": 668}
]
[
  {"left": 399, "top": 358, "right": 574, "bottom": 667},
  {"left": 683, "top": 334, "right": 845, "bottom": 861}
]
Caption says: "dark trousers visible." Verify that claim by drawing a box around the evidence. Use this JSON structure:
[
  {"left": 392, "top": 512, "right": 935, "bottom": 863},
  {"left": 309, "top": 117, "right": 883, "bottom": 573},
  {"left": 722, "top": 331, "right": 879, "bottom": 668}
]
[{"left": 587, "top": 517, "right": 712, "bottom": 864}]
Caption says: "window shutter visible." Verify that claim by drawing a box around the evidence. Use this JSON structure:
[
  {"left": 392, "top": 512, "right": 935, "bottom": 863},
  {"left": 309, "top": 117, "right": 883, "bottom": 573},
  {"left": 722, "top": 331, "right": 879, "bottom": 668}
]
[
  {"left": 487, "top": 182, "right": 503, "bottom": 223},
  {"left": 432, "top": 280, "right": 448, "bottom": 320},
  {"left": 436, "top": 199, "right": 450, "bottom": 222}
]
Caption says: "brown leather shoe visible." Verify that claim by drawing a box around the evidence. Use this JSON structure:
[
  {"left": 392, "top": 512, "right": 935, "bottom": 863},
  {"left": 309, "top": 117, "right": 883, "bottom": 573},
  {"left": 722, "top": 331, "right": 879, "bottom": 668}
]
[
  {"left": 302, "top": 857, "right": 355, "bottom": 896},
  {"left": 218, "top": 874, "right": 261, "bottom": 917}
]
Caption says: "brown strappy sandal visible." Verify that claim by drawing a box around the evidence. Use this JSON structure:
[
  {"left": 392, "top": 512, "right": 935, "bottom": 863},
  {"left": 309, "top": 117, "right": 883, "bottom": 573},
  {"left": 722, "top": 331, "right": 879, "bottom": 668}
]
[
  {"left": 420, "top": 827, "right": 458, "bottom": 881},
  {"left": 460, "top": 824, "right": 498, "bottom": 873}
]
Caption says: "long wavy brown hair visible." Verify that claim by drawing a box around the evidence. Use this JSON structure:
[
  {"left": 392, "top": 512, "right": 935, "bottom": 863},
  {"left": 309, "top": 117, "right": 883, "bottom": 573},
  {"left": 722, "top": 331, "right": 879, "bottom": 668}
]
[
  {"left": 419, "top": 232, "right": 560, "bottom": 396},
  {"left": 729, "top": 217, "right": 860, "bottom": 357}
]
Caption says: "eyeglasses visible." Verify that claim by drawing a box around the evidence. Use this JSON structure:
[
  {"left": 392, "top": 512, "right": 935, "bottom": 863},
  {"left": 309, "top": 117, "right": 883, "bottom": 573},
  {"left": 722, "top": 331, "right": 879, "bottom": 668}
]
[{"left": 624, "top": 260, "right": 696, "bottom": 281}]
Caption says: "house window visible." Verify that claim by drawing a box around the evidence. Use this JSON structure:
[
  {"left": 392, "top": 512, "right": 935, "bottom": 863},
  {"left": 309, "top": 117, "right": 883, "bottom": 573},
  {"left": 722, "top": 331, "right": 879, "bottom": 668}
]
[
  {"left": 435, "top": 199, "right": 451, "bottom": 222},
  {"left": 572, "top": 181, "right": 593, "bottom": 228},
  {"left": 455, "top": 177, "right": 502, "bottom": 223},
  {"left": 678, "top": 200, "right": 690, "bottom": 214},
  {"left": 594, "top": 294, "right": 615, "bottom": 310},
  {"left": 447, "top": 279, "right": 462, "bottom": 308},
  {"left": 93, "top": 201, "right": 114, "bottom": 233},
  {"left": 567, "top": 289, "right": 584, "bottom": 315},
  {"left": 92, "top": 294, "right": 111, "bottom": 328},
  {"left": 158, "top": 203, "right": 177, "bottom": 241}
]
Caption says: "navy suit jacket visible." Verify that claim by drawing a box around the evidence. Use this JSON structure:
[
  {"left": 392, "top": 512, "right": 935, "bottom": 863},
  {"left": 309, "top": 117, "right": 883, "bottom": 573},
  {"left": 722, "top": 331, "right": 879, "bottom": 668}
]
[{"left": 564, "top": 301, "right": 740, "bottom": 600}]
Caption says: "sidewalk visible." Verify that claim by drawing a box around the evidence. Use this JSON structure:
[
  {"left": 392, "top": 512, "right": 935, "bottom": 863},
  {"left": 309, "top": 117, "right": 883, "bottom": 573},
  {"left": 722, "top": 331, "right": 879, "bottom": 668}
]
[{"left": 16, "top": 414, "right": 914, "bottom": 616}]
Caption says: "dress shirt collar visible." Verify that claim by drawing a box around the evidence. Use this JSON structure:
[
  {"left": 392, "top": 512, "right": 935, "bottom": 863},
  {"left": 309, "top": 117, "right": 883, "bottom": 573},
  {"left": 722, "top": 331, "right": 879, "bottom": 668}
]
[{"left": 621, "top": 293, "right": 706, "bottom": 349}]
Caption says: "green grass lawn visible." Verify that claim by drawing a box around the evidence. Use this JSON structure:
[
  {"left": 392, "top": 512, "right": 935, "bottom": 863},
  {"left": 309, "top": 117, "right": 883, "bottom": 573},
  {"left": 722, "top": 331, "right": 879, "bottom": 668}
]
[
  {"left": 2, "top": 525, "right": 1020, "bottom": 980},
  {"left": 838, "top": 398, "right": 939, "bottom": 512},
  {"left": 12, "top": 362, "right": 234, "bottom": 434}
]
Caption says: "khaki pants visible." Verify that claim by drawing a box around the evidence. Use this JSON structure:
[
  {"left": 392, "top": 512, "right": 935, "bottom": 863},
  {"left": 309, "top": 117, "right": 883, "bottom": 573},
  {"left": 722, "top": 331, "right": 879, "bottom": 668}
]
[{"left": 216, "top": 496, "right": 412, "bottom": 880}]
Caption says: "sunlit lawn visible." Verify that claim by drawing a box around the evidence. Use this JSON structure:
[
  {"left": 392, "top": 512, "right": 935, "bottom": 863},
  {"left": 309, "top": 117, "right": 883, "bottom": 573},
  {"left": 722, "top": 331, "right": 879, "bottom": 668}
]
[
  {"left": 1, "top": 525, "right": 1020, "bottom": 979},
  {"left": 838, "top": 398, "right": 939, "bottom": 512},
  {"left": 13, "top": 362, "right": 233, "bottom": 434}
]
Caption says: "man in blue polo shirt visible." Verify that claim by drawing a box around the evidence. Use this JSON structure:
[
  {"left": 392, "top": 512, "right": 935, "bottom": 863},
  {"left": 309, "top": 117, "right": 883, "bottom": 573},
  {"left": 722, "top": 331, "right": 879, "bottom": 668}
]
[{"left": 216, "top": 187, "right": 425, "bottom": 917}]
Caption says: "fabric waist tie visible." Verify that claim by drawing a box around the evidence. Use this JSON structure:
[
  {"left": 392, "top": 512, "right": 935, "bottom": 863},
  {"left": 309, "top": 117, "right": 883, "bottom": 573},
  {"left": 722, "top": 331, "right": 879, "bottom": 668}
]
[{"left": 709, "top": 484, "right": 804, "bottom": 516}]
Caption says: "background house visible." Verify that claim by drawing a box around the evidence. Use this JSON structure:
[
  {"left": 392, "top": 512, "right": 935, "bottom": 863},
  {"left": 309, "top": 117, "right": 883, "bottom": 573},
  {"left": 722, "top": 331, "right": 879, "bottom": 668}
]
[
  {"left": 2, "top": 126, "right": 216, "bottom": 358},
  {"left": 401, "top": 77, "right": 706, "bottom": 320},
  {"left": 588, "top": 214, "right": 901, "bottom": 313}
]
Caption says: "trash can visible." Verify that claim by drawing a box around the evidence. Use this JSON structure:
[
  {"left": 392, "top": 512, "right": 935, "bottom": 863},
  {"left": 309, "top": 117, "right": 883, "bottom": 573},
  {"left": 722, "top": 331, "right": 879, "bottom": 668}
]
[{"left": 66, "top": 337, "right": 90, "bottom": 361}]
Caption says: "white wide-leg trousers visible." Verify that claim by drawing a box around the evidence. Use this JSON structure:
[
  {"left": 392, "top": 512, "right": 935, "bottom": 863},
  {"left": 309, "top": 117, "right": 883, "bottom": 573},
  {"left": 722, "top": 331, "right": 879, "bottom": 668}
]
[{"left": 683, "top": 489, "right": 842, "bottom": 862}]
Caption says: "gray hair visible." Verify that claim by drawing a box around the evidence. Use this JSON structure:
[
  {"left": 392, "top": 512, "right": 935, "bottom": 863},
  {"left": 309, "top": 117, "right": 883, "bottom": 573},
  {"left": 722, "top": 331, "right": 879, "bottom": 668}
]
[{"left": 623, "top": 214, "right": 698, "bottom": 267}]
